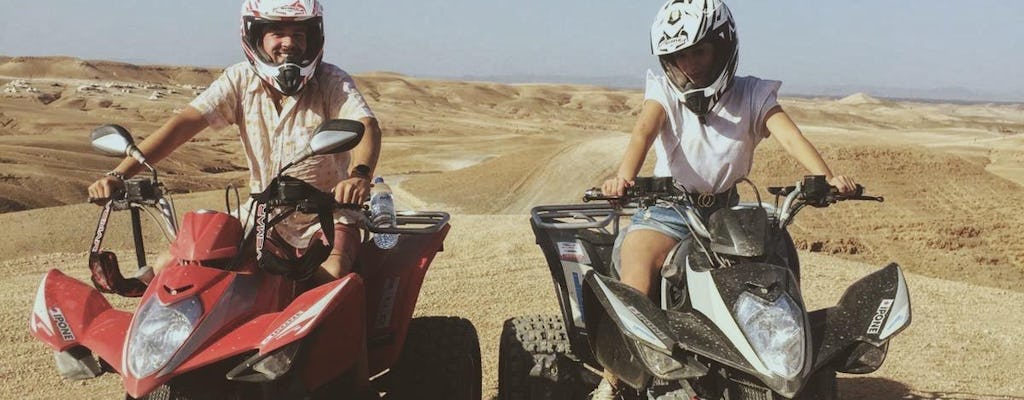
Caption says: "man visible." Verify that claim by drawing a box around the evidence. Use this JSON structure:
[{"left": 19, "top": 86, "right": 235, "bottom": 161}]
[{"left": 87, "top": 0, "right": 381, "bottom": 284}]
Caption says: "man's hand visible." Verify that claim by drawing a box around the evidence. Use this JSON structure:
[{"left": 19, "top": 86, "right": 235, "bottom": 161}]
[
  {"left": 87, "top": 175, "right": 126, "bottom": 205},
  {"left": 333, "top": 176, "right": 372, "bottom": 205}
]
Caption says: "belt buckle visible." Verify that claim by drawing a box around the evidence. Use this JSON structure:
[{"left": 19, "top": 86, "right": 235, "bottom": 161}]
[{"left": 695, "top": 192, "right": 715, "bottom": 208}]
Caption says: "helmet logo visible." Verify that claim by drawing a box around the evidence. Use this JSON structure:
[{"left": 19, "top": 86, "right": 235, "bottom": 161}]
[
  {"left": 668, "top": 10, "right": 682, "bottom": 25},
  {"left": 274, "top": 0, "right": 308, "bottom": 16},
  {"left": 661, "top": 35, "right": 687, "bottom": 51}
]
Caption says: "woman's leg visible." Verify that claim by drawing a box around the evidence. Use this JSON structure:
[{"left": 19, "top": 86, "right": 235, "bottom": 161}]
[
  {"left": 618, "top": 228, "right": 679, "bottom": 296},
  {"left": 596, "top": 228, "right": 678, "bottom": 396}
]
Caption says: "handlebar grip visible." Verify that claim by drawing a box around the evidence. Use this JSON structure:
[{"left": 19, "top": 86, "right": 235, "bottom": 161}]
[
  {"left": 832, "top": 185, "right": 884, "bottom": 202},
  {"left": 582, "top": 188, "right": 625, "bottom": 203}
]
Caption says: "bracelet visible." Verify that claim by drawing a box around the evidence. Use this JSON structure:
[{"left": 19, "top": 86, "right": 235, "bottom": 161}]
[{"left": 105, "top": 171, "right": 127, "bottom": 181}]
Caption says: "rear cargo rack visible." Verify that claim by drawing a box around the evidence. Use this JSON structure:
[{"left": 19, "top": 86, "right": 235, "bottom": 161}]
[{"left": 530, "top": 204, "right": 635, "bottom": 234}]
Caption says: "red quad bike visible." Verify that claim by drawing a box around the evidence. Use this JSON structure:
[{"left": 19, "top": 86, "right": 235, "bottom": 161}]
[{"left": 28, "top": 120, "right": 481, "bottom": 399}]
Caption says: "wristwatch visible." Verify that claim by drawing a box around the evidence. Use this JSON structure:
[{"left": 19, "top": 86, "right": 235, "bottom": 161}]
[{"left": 350, "top": 164, "right": 371, "bottom": 179}]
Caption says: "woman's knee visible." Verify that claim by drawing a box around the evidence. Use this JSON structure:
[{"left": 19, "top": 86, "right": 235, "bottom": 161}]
[{"left": 620, "top": 229, "right": 678, "bottom": 267}]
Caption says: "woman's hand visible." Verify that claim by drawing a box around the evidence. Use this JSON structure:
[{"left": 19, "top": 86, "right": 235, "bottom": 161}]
[
  {"left": 829, "top": 175, "right": 857, "bottom": 194},
  {"left": 87, "top": 175, "right": 126, "bottom": 205},
  {"left": 602, "top": 176, "right": 633, "bottom": 197}
]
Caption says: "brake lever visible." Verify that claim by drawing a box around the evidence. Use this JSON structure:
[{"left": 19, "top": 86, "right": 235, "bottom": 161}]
[{"left": 847, "top": 195, "right": 885, "bottom": 202}]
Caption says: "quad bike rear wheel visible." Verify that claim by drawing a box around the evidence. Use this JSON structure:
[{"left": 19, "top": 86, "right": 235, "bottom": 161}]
[
  {"left": 386, "top": 316, "right": 482, "bottom": 400},
  {"left": 498, "top": 314, "right": 595, "bottom": 400}
]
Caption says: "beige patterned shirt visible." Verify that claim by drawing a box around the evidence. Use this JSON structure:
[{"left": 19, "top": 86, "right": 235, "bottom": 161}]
[{"left": 190, "top": 62, "right": 375, "bottom": 248}]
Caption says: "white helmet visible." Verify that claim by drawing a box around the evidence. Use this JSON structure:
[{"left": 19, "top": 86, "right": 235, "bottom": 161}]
[
  {"left": 650, "top": 0, "right": 738, "bottom": 119},
  {"left": 240, "top": 0, "right": 325, "bottom": 96}
]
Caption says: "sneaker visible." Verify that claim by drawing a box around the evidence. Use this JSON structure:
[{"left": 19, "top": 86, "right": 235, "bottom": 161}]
[{"left": 589, "top": 378, "right": 618, "bottom": 400}]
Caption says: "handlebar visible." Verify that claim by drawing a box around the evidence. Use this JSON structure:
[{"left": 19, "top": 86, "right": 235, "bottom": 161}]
[
  {"left": 571, "top": 176, "right": 884, "bottom": 233},
  {"left": 252, "top": 175, "right": 449, "bottom": 235},
  {"left": 767, "top": 180, "right": 883, "bottom": 207},
  {"left": 582, "top": 177, "right": 686, "bottom": 204}
]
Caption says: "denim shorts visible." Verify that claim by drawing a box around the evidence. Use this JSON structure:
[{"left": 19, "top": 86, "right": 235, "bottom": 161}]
[
  {"left": 628, "top": 204, "right": 692, "bottom": 241},
  {"left": 610, "top": 204, "right": 692, "bottom": 276}
]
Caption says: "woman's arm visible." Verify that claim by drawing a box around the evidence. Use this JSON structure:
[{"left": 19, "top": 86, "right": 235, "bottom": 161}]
[
  {"left": 765, "top": 106, "right": 856, "bottom": 192},
  {"left": 602, "top": 100, "right": 666, "bottom": 196}
]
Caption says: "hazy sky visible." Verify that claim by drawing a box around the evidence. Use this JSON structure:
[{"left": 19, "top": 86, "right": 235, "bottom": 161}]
[{"left": 2, "top": 1, "right": 1022, "bottom": 100}]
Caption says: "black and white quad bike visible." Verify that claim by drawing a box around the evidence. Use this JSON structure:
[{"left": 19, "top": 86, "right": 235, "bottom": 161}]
[{"left": 499, "top": 176, "right": 911, "bottom": 399}]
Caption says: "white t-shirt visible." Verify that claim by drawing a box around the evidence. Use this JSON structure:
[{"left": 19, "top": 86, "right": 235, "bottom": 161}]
[
  {"left": 190, "top": 62, "right": 375, "bottom": 248},
  {"left": 644, "top": 70, "right": 781, "bottom": 194}
]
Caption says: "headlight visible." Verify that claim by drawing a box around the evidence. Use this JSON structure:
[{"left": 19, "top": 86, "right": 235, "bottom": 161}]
[
  {"left": 733, "top": 292, "right": 805, "bottom": 379},
  {"left": 127, "top": 296, "right": 202, "bottom": 378},
  {"left": 252, "top": 341, "right": 301, "bottom": 380},
  {"left": 635, "top": 340, "right": 687, "bottom": 380}
]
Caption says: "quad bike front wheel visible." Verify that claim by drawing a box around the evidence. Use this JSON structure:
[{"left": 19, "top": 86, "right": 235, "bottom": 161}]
[
  {"left": 498, "top": 314, "right": 595, "bottom": 400},
  {"left": 386, "top": 316, "right": 482, "bottom": 400},
  {"left": 791, "top": 370, "right": 837, "bottom": 400}
]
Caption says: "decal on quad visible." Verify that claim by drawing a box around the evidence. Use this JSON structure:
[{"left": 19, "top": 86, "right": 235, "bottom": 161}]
[
  {"left": 561, "top": 261, "right": 591, "bottom": 328},
  {"left": 867, "top": 298, "right": 894, "bottom": 335},
  {"left": 30, "top": 278, "right": 56, "bottom": 338},
  {"left": 260, "top": 283, "right": 345, "bottom": 346},
  {"left": 557, "top": 241, "right": 591, "bottom": 265},
  {"left": 373, "top": 277, "right": 400, "bottom": 330},
  {"left": 49, "top": 307, "right": 76, "bottom": 341}
]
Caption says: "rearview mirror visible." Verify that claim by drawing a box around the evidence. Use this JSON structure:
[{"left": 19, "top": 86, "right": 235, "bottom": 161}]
[
  {"left": 276, "top": 119, "right": 365, "bottom": 176},
  {"left": 90, "top": 124, "right": 135, "bottom": 157},
  {"left": 309, "top": 119, "right": 365, "bottom": 156}
]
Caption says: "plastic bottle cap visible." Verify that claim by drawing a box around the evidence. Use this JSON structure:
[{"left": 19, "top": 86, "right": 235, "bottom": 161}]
[{"left": 373, "top": 176, "right": 384, "bottom": 184}]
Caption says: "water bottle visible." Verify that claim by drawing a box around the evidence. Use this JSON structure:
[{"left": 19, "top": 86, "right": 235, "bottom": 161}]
[{"left": 369, "top": 176, "right": 399, "bottom": 249}]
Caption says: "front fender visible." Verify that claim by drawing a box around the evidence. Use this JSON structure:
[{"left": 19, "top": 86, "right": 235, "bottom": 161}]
[
  {"left": 257, "top": 274, "right": 365, "bottom": 354},
  {"left": 29, "top": 269, "right": 132, "bottom": 370},
  {"left": 811, "top": 263, "right": 911, "bottom": 373},
  {"left": 581, "top": 272, "right": 676, "bottom": 389},
  {"left": 259, "top": 274, "right": 366, "bottom": 389}
]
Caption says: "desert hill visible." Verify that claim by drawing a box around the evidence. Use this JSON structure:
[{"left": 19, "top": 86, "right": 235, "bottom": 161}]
[
  {"left": 1, "top": 56, "right": 1023, "bottom": 398},
  {"left": 0, "top": 56, "right": 220, "bottom": 86},
  {"left": 837, "top": 92, "right": 884, "bottom": 105}
]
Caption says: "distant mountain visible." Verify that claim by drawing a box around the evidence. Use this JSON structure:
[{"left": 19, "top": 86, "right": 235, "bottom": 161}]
[
  {"left": 780, "top": 82, "right": 1023, "bottom": 104},
  {"left": 446, "top": 74, "right": 646, "bottom": 89},
  {"left": 447, "top": 74, "right": 1023, "bottom": 104},
  {"left": 3, "top": 55, "right": 1020, "bottom": 104}
]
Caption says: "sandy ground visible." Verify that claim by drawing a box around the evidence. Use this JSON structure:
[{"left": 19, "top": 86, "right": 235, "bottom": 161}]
[{"left": 1, "top": 56, "right": 1023, "bottom": 399}]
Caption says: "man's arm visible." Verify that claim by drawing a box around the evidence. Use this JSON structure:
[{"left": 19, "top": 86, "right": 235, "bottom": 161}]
[
  {"left": 333, "top": 116, "right": 380, "bottom": 204},
  {"left": 113, "top": 106, "right": 210, "bottom": 177},
  {"left": 348, "top": 117, "right": 381, "bottom": 177},
  {"left": 88, "top": 107, "right": 209, "bottom": 201}
]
